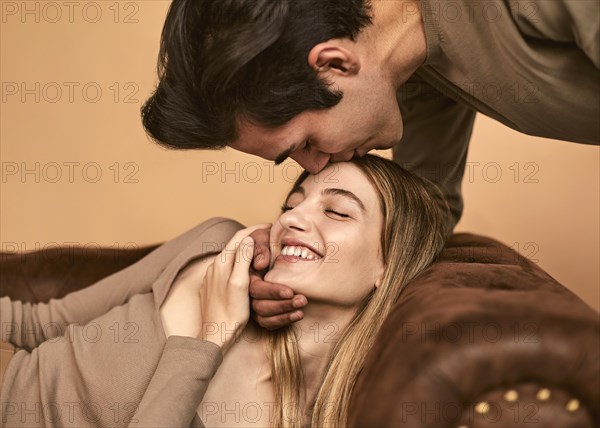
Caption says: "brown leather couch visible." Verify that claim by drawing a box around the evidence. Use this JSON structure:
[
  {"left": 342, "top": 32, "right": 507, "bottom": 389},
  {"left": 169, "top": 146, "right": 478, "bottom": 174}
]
[{"left": 1, "top": 232, "right": 598, "bottom": 428}]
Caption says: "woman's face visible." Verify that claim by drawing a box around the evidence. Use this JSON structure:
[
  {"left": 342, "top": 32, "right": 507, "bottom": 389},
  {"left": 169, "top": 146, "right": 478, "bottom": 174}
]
[{"left": 265, "top": 162, "right": 385, "bottom": 308}]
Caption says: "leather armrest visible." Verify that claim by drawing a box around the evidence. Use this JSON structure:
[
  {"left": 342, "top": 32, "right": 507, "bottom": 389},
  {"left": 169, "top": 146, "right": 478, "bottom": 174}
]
[{"left": 0, "top": 245, "right": 159, "bottom": 303}]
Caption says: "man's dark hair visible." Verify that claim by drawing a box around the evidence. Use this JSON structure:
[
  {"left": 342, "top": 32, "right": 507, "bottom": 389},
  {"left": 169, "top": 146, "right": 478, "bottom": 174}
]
[{"left": 141, "top": 0, "right": 373, "bottom": 150}]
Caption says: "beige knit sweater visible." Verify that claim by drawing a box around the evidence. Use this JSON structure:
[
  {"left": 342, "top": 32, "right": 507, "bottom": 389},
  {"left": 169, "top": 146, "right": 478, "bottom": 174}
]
[{"left": 1, "top": 217, "right": 245, "bottom": 427}]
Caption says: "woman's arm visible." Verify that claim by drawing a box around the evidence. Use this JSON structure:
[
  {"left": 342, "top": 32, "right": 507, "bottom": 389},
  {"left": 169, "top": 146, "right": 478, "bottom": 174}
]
[
  {"left": 159, "top": 254, "right": 217, "bottom": 340},
  {"left": 1, "top": 292, "right": 169, "bottom": 427},
  {"left": 0, "top": 217, "right": 236, "bottom": 350},
  {"left": 0, "top": 218, "right": 246, "bottom": 427},
  {"left": 127, "top": 257, "right": 221, "bottom": 428},
  {"left": 132, "top": 225, "right": 266, "bottom": 427}
]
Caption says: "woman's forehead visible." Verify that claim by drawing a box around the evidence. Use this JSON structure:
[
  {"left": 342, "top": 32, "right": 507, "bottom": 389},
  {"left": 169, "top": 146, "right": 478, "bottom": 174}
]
[{"left": 298, "top": 163, "right": 379, "bottom": 208}]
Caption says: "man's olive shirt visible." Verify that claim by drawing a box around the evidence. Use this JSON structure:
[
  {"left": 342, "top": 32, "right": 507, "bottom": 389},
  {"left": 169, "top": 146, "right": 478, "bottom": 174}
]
[{"left": 395, "top": 0, "right": 599, "bottom": 233}]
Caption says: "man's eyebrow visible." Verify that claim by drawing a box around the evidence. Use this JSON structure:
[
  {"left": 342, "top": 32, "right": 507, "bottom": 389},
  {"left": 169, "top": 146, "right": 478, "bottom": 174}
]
[{"left": 323, "top": 188, "right": 366, "bottom": 212}]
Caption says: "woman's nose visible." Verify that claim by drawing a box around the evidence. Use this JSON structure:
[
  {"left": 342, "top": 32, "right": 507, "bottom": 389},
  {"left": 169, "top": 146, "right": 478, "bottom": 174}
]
[{"left": 279, "top": 206, "right": 312, "bottom": 233}]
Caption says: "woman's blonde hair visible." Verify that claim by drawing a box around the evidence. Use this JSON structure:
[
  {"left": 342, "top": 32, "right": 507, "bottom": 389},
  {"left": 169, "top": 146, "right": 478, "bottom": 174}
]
[{"left": 266, "top": 154, "right": 450, "bottom": 427}]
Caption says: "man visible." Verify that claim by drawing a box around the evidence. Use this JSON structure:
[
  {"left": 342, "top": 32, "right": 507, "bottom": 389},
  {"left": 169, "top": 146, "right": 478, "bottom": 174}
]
[{"left": 141, "top": 0, "right": 599, "bottom": 329}]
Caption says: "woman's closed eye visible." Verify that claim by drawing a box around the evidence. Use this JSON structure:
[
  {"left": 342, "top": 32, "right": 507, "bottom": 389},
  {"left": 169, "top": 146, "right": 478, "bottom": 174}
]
[
  {"left": 281, "top": 204, "right": 350, "bottom": 219},
  {"left": 324, "top": 209, "right": 350, "bottom": 218}
]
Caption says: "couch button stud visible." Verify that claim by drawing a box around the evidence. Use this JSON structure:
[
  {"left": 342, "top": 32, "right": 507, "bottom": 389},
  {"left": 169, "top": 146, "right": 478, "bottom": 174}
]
[
  {"left": 474, "top": 402, "right": 490, "bottom": 415},
  {"left": 503, "top": 390, "right": 518, "bottom": 402},
  {"left": 536, "top": 388, "right": 551, "bottom": 401},
  {"left": 566, "top": 399, "right": 580, "bottom": 412}
]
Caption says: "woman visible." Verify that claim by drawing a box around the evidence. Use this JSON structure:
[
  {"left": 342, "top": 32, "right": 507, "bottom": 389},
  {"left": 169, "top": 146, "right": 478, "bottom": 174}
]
[{"left": 0, "top": 155, "right": 448, "bottom": 427}]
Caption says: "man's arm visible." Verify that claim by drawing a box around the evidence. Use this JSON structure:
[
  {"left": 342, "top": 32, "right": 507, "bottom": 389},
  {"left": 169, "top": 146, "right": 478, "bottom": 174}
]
[{"left": 394, "top": 71, "right": 477, "bottom": 238}]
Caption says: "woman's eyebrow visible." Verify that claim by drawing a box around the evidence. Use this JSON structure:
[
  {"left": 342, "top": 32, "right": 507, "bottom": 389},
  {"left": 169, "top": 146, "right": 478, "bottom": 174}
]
[
  {"left": 284, "top": 186, "right": 366, "bottom": 212},
  {"left": 285, "top": 186, "right": 305, "bottom": 201},
  {"left": 322, "top": 188, "right": 366, "bottom": 212}
]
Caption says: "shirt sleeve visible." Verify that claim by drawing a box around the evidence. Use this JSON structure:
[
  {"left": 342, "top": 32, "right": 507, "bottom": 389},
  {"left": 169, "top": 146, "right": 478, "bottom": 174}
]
[
  {"left": 1, "top": 292, "right": 169, "bottom": 427},
  {"left": 0, "top": 217, "right": 245, "bottom": 427},
  {"left": 394, "top": 71, "right": 477, "bottom": 236},
  {"left": 510, "top": 0, "right": 600, "bottom": 69},
  {"left": 128, "top": 336, "right": 223, "bottom": 428}
]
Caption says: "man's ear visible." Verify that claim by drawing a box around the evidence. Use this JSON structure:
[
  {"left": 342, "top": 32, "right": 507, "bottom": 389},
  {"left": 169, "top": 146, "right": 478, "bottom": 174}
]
[{"left": 307, "top": 40, "right": 361, "bottom": 77}]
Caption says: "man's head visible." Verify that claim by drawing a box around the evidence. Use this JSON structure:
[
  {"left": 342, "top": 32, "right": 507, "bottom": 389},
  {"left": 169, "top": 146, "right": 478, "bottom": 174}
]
[{"left": 142, "top": 0, "right": 404, "bottom": 173}]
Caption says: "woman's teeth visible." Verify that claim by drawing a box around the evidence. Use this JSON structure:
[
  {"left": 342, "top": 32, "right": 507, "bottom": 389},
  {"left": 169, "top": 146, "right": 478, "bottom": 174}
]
[{"left": 281, "top": 245, "right": 317, "bottom": 260}]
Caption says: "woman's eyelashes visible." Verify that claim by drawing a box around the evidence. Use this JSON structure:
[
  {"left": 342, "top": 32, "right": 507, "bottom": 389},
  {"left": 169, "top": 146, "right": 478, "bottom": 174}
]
[
  {"left": 324, "top": 209, "right": 350, "bottom": 218},
  {"left": 280, "top": 203, "right": 350, "bottom": 219}
]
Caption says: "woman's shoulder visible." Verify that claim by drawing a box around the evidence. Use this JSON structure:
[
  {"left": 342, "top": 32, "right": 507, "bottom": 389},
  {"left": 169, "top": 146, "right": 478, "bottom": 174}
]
[
  {"left": 185, "top": 217, "right": 246, "bottom": 244},
  {"left": 151, "top": 217, "right": 246, "bottom": 310}
]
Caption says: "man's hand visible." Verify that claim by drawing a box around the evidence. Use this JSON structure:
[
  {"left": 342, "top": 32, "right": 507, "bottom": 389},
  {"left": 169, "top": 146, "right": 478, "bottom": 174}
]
[{"left": 248, "top": 226, "right": 307, "bottom": 330}]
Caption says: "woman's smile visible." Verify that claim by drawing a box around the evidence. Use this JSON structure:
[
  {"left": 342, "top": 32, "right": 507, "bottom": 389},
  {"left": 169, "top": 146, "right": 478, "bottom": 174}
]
[
  {"left": 275, "top": 239, "right": 325, "bottom": 264},
  {"left": 264, "top": 162, "right": 385, "bottom": 308}
]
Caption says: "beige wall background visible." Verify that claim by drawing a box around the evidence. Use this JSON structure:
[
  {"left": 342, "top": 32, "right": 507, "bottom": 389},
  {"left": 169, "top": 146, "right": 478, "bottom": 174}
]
[{"left": 1, "top": 1, "right": 598, "bottom": 311}]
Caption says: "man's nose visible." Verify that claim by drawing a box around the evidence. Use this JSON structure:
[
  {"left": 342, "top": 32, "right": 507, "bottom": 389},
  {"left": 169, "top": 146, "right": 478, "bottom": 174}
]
[
  {"left": 330, "top": 150, "right": 355, "bottom": 162},
  {"left": 293, "top": 150, "right": 331, "bottom": 174},
  {"left": 355, "top": 148, "right": 368, "bottom": 158}
]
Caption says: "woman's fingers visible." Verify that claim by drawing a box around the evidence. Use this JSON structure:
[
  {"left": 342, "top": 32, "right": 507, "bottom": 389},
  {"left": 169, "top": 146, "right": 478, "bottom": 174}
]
[
  {"left": 216, "top": 224, "right": 271, "bottom": 271},
  {"left": 249, "top": 227, "right": 272, "bottom": 271},
  {"left": 228, "top": 236, "right": 254, "bottom": 289}
]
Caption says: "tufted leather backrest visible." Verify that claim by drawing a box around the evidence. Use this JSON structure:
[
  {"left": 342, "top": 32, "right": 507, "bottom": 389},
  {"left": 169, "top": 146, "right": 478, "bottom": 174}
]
[
  {"left": 348, "top": 233, "right": 599, "bottom": 428},
  {"left": 1, "top": 233, "right": 598, "bottom": 428}
]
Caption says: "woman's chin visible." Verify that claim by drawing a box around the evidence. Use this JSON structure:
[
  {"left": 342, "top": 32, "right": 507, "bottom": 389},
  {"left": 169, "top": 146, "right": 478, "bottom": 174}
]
[
  {"left": 263, "top": 268, "right": 285, "bottom": 284},
  {"left": 264, "top": 268, "right": 303, "bottom": 291}
]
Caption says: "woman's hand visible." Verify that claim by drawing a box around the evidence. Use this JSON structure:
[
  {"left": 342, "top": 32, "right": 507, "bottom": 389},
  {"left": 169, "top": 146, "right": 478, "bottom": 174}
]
[{"left": 197, "top": 224, "right": 269, "bottom": 355}]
